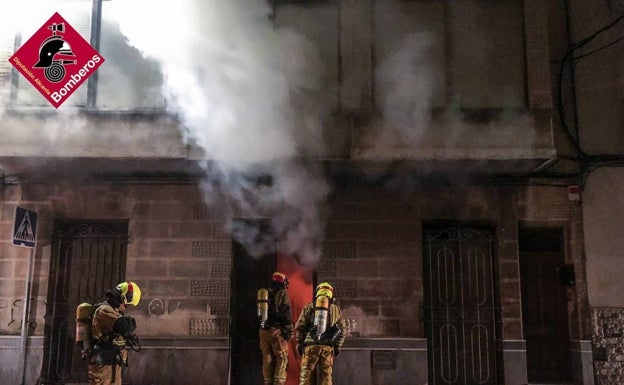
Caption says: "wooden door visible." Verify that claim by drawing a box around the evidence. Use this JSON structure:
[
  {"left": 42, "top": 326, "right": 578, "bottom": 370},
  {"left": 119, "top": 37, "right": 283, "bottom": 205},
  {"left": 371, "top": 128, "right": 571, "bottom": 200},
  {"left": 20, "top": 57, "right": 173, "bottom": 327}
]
[{"left": 519, "top": 227, "right": 571, "bottom": 382}]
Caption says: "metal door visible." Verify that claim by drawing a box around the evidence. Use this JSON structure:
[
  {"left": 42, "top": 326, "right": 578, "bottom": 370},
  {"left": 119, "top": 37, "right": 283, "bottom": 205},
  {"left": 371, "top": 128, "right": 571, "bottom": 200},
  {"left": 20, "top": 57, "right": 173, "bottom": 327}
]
[
  {"left": 423, "top": 224, "right": 498, "bottom": 385},
  {"left": 40, "top": 221, "right": 128, "bottom": 384}
]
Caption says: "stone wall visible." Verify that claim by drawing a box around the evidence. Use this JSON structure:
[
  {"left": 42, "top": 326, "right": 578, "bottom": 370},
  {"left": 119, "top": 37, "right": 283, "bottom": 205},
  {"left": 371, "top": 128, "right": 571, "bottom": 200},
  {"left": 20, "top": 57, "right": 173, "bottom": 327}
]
[
  {"left": 322, "top": 186, "right": 422, "bottom": 338},
  {"left": 0, "top": 180, "right": 592, "bottom": 384},
  {"left": 592, "top": 307, "right": 624, "bottom": 385},
  {"left": 0, "top": 182, "right": 233, "bottom": 385},
  {"left": 0, "top": 182, "right": 234, "bottom": 340}
]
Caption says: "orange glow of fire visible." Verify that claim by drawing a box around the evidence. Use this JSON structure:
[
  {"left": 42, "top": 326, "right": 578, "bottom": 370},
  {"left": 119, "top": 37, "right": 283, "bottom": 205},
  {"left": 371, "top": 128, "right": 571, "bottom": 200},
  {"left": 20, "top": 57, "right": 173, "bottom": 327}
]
[{"left": 277, "top": 251, "right": 314, "bottom": 385}]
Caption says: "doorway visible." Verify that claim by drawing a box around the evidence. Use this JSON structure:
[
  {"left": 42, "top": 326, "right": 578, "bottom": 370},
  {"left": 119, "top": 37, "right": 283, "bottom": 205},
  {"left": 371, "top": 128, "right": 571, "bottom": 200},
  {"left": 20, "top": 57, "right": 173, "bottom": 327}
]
[
  {"left": 229, "top": 219, "right": 313, "bottom": 385},
  {"left": 230, "top": 219, "right": 277, "bottom": 385},
  {"left": 40, "top": 220, "right": 128, "bottom": 384},
  {"left": 519, "top": 227, "right": 571, "bottom": 382},
  {"left": 423, "top": 222, "right": 498, "bottom": 385}
]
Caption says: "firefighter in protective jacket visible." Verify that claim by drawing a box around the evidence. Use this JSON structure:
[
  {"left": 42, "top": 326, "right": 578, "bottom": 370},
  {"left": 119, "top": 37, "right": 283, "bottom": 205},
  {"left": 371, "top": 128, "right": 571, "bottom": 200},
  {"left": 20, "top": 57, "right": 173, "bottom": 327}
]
[
  {"left": 89, "top": 281, "right": 141, "bottom": 385},
  {"left": 258, "top": 272, "right": 295, "bottom": 385},
  {"left": 295, "top": 282, "right": 346, "bottom": 385}
]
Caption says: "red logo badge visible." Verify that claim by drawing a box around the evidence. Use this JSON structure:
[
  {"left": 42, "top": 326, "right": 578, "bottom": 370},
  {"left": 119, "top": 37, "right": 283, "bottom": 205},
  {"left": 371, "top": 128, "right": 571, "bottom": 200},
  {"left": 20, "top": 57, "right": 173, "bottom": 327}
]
[{"left": 8, "top": 12, "right": 105, "bottom": 108}]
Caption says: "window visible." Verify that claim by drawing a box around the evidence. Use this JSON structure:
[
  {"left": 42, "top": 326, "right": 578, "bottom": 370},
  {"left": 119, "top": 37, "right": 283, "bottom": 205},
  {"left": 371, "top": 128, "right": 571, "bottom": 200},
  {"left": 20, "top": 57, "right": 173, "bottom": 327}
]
[
  {"left": 274, "top": 1, "right": 339, "bottom": 110},
  {"left": 0, "top": 34, "right": 13, "bottom": 106},
  {"left": 97, "top": 1, "right": 164, "bottom": 110},
  {"left": 449, "top": 0, "right": 525, "bottom": 108},
  {"left": 373, "top": 0, "right": 526, "bottom": 113}
]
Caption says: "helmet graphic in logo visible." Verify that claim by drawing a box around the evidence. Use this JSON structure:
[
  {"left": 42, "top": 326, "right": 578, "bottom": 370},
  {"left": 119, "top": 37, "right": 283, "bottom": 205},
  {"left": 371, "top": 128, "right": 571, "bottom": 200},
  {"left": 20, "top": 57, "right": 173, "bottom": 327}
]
[{"left": 33, "top": 22, "right": 76, "bottom": 83}]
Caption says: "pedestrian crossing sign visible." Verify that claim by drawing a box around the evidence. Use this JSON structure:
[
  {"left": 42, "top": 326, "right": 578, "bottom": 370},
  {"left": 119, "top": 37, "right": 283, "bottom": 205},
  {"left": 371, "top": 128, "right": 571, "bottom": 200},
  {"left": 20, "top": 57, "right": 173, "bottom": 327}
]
[{"left": 13, "top": 207, "right": 37, "bottom": 248}]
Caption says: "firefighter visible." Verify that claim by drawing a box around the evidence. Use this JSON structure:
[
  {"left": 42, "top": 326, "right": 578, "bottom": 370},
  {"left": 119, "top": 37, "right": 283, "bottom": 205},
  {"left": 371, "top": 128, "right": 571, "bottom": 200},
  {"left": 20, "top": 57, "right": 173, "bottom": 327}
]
[
  {"left": 89, "top": 281, "right": 141, "bottom": 385},
  {"left": 295, "top": 282, "right": 346, "bottom": 385},
  {"left": 258, "top": 272, "right": 295, "bottom": 385}
]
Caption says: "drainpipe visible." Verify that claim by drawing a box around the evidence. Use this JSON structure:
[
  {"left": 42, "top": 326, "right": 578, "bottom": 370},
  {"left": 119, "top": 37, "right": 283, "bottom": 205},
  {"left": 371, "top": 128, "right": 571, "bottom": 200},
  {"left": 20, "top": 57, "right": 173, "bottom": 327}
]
[{"left": 18, "top": 248, "right": 34, "bottom": 385}]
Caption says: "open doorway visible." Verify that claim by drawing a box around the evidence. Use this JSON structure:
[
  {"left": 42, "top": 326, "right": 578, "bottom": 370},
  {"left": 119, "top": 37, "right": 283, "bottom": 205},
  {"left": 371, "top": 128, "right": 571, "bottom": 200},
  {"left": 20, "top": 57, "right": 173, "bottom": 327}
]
[
  {"left": 230, "top": 219, "right": 276, "bottom": 385},
  {"left": 276, "top": 251, "right": 315, "bottom": 385},
  {"left": 229, "top": 219, "right": 315, "bottom": 385},
  {"left": 519, "top": 227, "right": 571, "bottom": 382}
]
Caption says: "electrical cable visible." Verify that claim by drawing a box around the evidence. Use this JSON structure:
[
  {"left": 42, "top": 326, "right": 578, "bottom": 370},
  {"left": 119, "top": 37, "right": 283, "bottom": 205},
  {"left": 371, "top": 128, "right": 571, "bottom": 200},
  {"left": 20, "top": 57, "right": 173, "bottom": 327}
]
[
  {"left": 573, "top": 35, "right": 624, "bottom": 61},
  {"left": 536, "top": 0, "right": 624, "bottom": 187},
  {"left": 570, "top": 13, "right": 624, "bottom": 50}
]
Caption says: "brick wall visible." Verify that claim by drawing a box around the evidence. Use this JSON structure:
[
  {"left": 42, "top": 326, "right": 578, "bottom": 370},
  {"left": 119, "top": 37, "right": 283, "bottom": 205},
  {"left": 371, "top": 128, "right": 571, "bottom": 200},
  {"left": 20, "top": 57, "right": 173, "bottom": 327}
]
[{"left": 0, "top": 182, "right": 233, "bottom": 339}]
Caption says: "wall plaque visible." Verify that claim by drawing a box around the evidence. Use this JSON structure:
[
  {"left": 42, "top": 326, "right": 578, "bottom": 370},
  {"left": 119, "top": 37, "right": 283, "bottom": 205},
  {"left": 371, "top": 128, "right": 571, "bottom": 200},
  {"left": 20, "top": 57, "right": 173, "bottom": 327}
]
[{"left": 371, "top": 350, "right": 397, "bottom": 370}]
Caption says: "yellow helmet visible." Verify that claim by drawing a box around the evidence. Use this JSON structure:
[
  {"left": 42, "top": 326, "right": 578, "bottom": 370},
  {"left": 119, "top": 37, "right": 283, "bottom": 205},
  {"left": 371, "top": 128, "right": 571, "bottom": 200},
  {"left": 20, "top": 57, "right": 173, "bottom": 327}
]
[
  {"left": 315, "top": 282, "right": 334, "bottom": 299},
  {"left": 116, "top": 281, "right": 141, "bottom": 306}
]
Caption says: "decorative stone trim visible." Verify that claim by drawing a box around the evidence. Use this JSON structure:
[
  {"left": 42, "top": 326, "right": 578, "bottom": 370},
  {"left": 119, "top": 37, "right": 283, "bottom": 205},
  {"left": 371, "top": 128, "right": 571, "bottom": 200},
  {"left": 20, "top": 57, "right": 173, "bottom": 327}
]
[
  {"left": 190, "top": 280, "right": 229, "bottom": 297},
  {"left": 189, "top": 317, "right": 229, "bottom": 336}
]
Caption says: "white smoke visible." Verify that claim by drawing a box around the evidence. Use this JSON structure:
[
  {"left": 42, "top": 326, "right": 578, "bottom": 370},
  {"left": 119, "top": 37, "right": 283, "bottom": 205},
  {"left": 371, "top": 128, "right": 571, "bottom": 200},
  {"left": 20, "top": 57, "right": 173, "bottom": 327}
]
[
  {"left": 0, "top": 2, "right": 57, "bottom": 44},
  {"left": 368, "top": 0, "right": 440, "bottom": 148},
  {"left": 375, "top": 32, "right": 436, "bottom": 143},
  {"left": 109, "top": 0, "right": 331, "bottom": 262},
  {"left": 0, "top": 1, "right": 332, "bottom": 261},
  {"left": 110, "top": 0, "right": 327, "bottom": 168}
]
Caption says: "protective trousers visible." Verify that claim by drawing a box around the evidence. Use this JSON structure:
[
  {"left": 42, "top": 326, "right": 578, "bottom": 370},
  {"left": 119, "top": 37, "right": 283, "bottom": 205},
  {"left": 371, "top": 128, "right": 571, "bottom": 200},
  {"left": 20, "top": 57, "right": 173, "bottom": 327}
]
[
  {"left": 299, "top": 345, "right": 334, "bottom": 385},
  {"left": 88, "top": 364, "right": 122, "bottom": 385},
  {"left": 259, "top": 327, "right": 289, "bottom": 385}
]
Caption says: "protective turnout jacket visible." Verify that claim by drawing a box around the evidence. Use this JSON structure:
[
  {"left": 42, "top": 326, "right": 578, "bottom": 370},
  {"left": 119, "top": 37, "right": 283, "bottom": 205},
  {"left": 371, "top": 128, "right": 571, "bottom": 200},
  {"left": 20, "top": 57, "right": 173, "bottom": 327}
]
[
  {"left": 263, "top": 284, "right": 294, "bottom": 334},
  {"left": 92, "top": 304, "right": 122, "bottom": 340},
  {"left": 295, "top": 302, "right": 346, "bottom": 349},
  {"left": 91, "top": 303, "right": 129, "bottom": 366}
]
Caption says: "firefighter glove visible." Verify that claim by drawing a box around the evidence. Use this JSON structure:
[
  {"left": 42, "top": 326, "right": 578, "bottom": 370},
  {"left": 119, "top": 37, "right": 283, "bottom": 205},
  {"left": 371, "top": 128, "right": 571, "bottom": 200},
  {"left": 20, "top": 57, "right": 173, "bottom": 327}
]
[{"left": 333, "top": 347, "right": 341, "bottom": 358}]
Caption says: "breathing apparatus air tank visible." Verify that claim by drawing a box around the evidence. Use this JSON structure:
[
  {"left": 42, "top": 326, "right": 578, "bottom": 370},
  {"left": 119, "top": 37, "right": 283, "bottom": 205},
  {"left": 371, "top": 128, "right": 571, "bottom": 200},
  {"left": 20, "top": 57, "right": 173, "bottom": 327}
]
[
  {"left": 257, "top": 288, "right": 269, "bottom": 327},
  {"left": 76, "top": 302, "right": 95, "bottom": 357},
  {"left": 313, "top": 295, "right": 330, "bottom": 340}
]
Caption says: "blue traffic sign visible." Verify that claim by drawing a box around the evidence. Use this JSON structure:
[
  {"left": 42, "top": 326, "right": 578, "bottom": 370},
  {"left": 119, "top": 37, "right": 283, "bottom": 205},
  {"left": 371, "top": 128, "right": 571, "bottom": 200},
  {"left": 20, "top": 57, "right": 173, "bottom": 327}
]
[{"left": 12, "top": 207, "right": 37, "bottom": 248}]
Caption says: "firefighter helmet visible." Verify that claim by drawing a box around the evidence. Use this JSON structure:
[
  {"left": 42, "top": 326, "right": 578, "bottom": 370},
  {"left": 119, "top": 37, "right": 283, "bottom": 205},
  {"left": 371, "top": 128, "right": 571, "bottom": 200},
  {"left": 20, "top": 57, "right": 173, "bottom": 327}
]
[
  {"left": 272, "top": 271, "right": 289, "bottom": 287},
  {"left": 315, "top": 282, "right": 334, "bottom": 299},
  {"left": 116, "top": 281, "right": 141, "bottom": 306}
]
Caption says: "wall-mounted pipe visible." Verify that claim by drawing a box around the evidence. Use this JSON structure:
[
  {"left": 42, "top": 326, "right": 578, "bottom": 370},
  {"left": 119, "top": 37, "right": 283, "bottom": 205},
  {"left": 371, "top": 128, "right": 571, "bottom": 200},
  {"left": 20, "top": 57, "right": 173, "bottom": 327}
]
[{"left": 19, "top": 247, "right": 34, "bottom": 385}]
